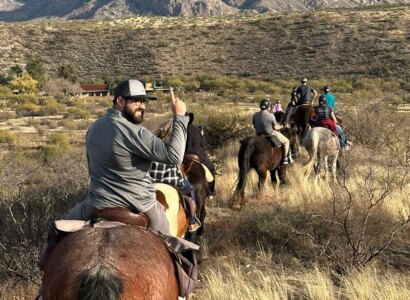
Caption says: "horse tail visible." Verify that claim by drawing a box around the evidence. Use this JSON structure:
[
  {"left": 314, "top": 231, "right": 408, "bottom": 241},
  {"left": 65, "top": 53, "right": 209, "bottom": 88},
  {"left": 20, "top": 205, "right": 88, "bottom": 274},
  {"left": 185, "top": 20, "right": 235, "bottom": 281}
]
[
  {"left": 302, "top": 129, "right": 319, "bottom": 178},
  {"left": 78, "top": 265, "right": 123, "bottom": 300},
  {"left": 233, "top": 137, "right": 255, "bottom": 198}
]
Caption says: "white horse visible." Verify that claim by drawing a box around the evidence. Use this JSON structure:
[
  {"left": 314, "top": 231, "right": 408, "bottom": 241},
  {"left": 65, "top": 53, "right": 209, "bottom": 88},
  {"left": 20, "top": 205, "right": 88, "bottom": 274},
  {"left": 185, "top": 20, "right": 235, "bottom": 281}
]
[{"left": 302, "top": 127, "right": 340, "bottom": 181}]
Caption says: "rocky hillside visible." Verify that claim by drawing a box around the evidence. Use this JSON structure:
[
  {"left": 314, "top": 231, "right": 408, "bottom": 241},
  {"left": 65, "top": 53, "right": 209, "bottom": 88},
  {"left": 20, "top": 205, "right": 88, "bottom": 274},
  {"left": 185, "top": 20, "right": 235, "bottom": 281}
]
[
  {"left": 0, "top": 5, "right": 408, "bottom": 81},
  {"left": 0, "top": 0, "right": 408, "bottom": 21}
]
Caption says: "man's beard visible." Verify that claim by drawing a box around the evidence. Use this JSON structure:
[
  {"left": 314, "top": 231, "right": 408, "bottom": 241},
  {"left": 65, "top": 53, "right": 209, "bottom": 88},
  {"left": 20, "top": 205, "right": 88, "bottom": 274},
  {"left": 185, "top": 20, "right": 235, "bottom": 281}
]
[{"left": 122, "top": 106, "right": 144, "bottom": 124}]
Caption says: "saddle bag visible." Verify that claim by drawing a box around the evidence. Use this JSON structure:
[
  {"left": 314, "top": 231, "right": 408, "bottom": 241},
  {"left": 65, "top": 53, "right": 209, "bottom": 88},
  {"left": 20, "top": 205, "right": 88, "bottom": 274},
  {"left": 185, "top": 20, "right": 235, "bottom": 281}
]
[{"left": 161, "top": 234, "right": 200, "bottom": 297}]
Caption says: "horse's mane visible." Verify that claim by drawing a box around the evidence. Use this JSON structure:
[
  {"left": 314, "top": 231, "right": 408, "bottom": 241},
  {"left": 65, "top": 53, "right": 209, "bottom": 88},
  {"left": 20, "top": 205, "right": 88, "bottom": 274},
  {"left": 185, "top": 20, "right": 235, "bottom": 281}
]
[{"left": 156, "top": 119, "right": 173, "bottom": 140}]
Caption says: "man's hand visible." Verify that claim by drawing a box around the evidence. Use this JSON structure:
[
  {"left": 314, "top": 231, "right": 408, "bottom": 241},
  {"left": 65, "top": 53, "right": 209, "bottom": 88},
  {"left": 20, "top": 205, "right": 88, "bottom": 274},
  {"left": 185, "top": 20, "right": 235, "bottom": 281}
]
[{"left": 170, "top": 87, "right": 186, "bottom": 116}]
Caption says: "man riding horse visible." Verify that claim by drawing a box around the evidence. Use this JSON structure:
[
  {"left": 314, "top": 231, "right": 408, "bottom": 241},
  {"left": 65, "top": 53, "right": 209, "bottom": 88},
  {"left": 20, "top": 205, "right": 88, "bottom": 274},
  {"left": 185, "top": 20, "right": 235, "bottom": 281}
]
[
  {"left": 37, "top": 80, "right": 200, "bottom": 299},
  {"left": 252, "top": 99, "right": 294, "bottom": 165},
  {"left": 285, "top": 77, "right": 318, "bottom": 125},
  {"left": 185, "top": 112, "right": 216, "bottom": 198},
  {"left": 315, "top": 95, "right": 350, "bottom": 150}
]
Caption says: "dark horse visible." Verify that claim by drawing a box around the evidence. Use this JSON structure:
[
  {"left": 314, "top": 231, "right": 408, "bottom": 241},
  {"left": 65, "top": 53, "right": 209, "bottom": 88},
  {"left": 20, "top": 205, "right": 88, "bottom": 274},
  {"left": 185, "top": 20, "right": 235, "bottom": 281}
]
[
  {"left": 231, "top": 128, "right": 299, "bottom": 208},
  {"left": 157, "top": 119, "right": 209, "bottom": 237},
  {"left": 274, "top": 111, "right": 285, "bottom": 124},
  {"left": 41, "top": 226, "right": 179, "bottom": 300},
  {"left": 181, "top": 156, "right": 209, "bottom": 237},
  {"left": 290, "top": 105, "right": 315, "bottom": 138}
]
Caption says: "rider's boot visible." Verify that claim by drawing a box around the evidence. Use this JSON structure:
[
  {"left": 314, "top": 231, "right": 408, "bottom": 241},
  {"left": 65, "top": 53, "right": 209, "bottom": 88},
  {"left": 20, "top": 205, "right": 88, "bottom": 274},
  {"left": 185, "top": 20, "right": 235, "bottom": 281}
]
[
  {"left": 288, "top": 152, "right": 294, "bottom": 164},
  {"left": 183, "top": 194, "right": 201, "bottom": 233},
  {"left": 280, "top": 146, "right": 290, "bottom": 165}
]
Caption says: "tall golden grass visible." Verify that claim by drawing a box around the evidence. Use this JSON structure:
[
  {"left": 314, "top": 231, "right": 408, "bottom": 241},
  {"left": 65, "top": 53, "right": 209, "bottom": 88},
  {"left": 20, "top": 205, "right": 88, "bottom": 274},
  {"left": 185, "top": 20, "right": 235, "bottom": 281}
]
[
  {"left": 191, "top": 132, "right": 410, "bottom": 299},
  {"left": 1, "top": 99, "right": 409, "bottom": 300}
]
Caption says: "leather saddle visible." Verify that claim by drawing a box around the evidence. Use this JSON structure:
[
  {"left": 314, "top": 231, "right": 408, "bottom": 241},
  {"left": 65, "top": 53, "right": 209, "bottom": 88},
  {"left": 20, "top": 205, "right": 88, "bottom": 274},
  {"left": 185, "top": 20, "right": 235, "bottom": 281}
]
[
  {"left": 183, "top": 154, "right": 214, "bottom": 182},
  {"left": 183, "top": 153, "right": 202, "bottom": 164},
  {"left": 257, "top": 133, "right": 282, "bottom": 148},
  {"left": 54, "top": 208, "right": 149, "bottom": 236}
]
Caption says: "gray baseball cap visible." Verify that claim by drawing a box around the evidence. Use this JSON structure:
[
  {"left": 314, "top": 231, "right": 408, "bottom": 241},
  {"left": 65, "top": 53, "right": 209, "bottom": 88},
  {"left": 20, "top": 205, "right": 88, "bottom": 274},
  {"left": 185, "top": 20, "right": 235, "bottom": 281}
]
[{"left": 114, "top": 79, "right": 157, "bottom": 100}]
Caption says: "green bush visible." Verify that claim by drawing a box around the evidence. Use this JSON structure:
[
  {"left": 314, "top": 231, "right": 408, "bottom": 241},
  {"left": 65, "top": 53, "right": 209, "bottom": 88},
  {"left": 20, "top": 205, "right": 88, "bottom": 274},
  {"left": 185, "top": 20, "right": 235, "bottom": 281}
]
[
  {"left": 39, "top": 133, "right": 72, "bottom": 161},
  {"left": 38, "top": 98, "right": 65, "bottom": 116},
  {"left": 67, "top": 107, "right": 91, "bottom": 120},
  {"left": 191, "top": 105, "right": 253, "bottom": 151},
  {"left": 15, "top": 102, "right": 40, "bottom": 116},
  {"left": 0, "top": 85, "right": 12, "bottom": 95}
]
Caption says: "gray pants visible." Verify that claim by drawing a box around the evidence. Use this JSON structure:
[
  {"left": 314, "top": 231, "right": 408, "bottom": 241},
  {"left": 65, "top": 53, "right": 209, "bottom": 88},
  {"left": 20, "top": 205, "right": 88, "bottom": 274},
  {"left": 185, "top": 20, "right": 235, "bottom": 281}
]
[{"left": 64, "top": 200, "right": 170, "bottom": 235}]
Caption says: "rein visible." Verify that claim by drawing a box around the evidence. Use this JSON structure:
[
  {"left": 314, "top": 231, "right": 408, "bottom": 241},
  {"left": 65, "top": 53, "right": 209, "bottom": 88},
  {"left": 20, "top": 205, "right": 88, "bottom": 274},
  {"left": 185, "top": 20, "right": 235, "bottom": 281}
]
[{"left": 184, "top": 161, "right": 195, "bottom": 174}]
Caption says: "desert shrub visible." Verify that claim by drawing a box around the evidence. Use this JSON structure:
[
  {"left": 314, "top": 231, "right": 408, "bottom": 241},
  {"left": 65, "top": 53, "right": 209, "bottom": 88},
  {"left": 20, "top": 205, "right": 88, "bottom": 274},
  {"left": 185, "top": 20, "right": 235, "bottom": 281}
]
[
  {"left": 66, "top": 107, "right": 91, "bottom": 120},
  {"left": 40, "top": 118, "right": 58, "bottom": 129},
  {"left": 329, "top": 79, "right": 354, "bottom": 93},
  {"left": 8, "top": 94, "right": 40, "bottom": 105},
  {"left": 59, "top": 119, "right": 78, "bottom": 130},
  {"left": 342, "top": 102, "right": 410, "bottom": 151},
  {"left": 235, "top": 168, "right": 410, "bottom": 273},
  {"left": 76, "top": 120, "right": 92, "bottom": 130},
  {"left": 166, "top": 76, "right": 201, "bottom": 92},
  {"left": 38, "top": 98, "right": 65, "bottom": 116},
  {"left": 192, "top": 105, "right": 253, "bottom": 151},
  {"left": 39, "top": 133, "right": 72, "bottom": 162},
  {"left": 0, "top": 111, "right": 15, "bottom": 121},
  {"left": 15, "top": 102, "right": 40, "bottom": 116},
  {"left": 0, "top": 129, "right": 17, "bottom": 148},
  {"left": 0, "top": 149, "right": 88, "bottom": 283},
  {"left": 0, "top": 85, "right": 12, "bottom": 95}
]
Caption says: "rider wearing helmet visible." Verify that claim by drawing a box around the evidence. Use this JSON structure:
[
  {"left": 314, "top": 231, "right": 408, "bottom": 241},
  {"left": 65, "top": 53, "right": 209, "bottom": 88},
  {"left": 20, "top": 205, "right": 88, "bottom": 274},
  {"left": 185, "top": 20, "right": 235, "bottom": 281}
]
[
  {"left": 323, "top": 85, "right": 335, "bottom": 110},
  {"left": 316, "top": 95, "right": 349, "bottom": 149},
  {"left": 285, "top": 78, "right": 317, "bottom": 125},
  {"left": 253, "top": 99, "right": 293, "bottom": 165},
  {"left": 296, "top": 77, "right": 317, "bottom": 106}
]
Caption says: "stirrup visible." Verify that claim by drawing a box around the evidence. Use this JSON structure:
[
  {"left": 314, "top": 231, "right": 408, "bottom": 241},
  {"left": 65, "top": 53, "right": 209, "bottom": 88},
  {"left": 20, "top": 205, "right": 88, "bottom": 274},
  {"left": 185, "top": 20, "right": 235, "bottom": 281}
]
[{"left": 188, "top": 217, "right": 201, "bottom": 233}]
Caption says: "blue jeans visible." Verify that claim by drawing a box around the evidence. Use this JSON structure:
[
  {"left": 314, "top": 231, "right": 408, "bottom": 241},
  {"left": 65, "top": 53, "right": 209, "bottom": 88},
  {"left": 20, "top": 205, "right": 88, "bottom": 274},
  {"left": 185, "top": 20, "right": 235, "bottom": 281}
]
[{"left": 336, "top": 125, "right": 346, "bottom": 147}]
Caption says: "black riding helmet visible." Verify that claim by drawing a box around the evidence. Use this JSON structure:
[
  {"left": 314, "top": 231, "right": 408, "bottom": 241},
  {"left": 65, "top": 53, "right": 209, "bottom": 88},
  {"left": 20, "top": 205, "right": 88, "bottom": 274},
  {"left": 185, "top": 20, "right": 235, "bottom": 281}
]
[
  {"left": 319, "top": 95, "right": 327, "bottom": 105},
  {"left": 260, "top": 99, "right": 270, "bottom": 110},
  {"left": 323, "top": 86, "right": 330, "bottom": 93}
]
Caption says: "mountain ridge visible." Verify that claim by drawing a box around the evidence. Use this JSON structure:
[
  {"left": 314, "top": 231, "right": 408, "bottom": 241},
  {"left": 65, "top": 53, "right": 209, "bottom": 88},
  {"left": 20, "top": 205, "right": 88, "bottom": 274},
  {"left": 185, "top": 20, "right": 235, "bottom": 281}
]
[
  {"left": 0, "top": 0, "right": 408, "bottom": 22},
  {"left": 0, "top": 5, "right": 408, "bottom": 82}
]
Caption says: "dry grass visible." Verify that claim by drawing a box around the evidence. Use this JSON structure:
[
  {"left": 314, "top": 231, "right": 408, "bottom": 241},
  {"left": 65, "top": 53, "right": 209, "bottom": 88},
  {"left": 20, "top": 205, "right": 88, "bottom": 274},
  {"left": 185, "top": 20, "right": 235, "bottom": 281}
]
[
  {"left": 1, "top": 98, "right": 409, "bottom": 299},
  {"left": 189, "top": 122, "right": 410, "bottom": 299}
]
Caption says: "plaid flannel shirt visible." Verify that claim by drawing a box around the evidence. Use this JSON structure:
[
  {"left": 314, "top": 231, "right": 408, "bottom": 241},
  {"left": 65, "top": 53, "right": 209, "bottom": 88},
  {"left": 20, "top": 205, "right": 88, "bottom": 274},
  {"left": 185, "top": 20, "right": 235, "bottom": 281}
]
[{"left": 149, "top": 162, "right": 185, "bottom": 188}]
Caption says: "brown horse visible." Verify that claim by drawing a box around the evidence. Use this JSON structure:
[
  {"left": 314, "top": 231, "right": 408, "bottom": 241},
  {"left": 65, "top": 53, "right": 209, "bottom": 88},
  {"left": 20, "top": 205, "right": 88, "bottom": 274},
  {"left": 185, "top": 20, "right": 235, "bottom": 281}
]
[
  {"left": 274, "top": 111, "right": 285, "bottom": 124},
  {"left": 41, "top": 225, "right": 179, "bottom": 300},
  {"left": 290, "top": 105, "right": 315, "bottom": 138},
  {"left": 157, "top": 119, "right": 209, "bottom": 238},
  {"left": 231, "top": 128, "right": 299, "bottom": 208},
  {"left": 181, "top": 157, "right": 209, "bottom": 237}
]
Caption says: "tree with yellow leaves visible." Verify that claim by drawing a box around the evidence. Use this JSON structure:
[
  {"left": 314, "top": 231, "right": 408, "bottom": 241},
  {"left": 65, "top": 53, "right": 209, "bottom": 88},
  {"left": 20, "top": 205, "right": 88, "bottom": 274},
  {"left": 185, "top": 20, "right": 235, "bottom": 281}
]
[{"left": 10, "top": 71, "right": 38, "bottom": 94}]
